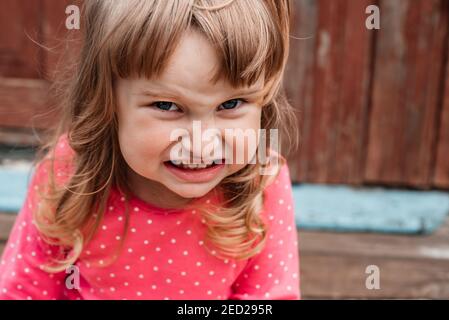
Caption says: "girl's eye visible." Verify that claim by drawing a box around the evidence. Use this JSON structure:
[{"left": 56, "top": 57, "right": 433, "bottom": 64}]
[
  {"left": 217, "top": 99, "right": 246, "bottom": 111},
  {"left": 151, "top": 101, "right": 180, "bottom": 112}
]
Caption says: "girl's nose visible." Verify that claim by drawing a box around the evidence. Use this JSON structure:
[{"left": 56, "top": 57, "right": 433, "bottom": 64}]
[{"left": 181, "top": 121, "right": 223, "bottom": 162}]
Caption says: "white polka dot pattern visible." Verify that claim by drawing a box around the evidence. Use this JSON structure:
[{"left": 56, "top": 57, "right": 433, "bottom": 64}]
[{"left": 0, "top": 135, "right": 300, "bottom": 300}]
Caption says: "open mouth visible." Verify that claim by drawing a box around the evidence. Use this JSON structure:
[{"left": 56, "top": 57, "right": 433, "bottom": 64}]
[{"left": 163, "top": 159, "right": 226, "bottom": 183}]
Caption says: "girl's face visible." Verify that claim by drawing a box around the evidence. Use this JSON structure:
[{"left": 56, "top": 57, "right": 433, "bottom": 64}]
[{"left": 115, "top": 29, "right": 265, "bottom": 207}]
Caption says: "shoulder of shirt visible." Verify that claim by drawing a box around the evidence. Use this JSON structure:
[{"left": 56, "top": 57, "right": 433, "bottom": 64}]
[
  {"left": 258, "top": 149, "right": 293, "bottom": 225},
  {"left": 262, "top": 148, "right": 290, "bottom": 192},
  {"left": 53, "top": 133, "right": 75, "bottom": 159},
  {"left": 33, "top": 133, "right": 75, "bottom": 185}
]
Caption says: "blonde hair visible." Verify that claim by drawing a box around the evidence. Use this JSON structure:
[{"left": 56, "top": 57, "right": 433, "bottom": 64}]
[{"left": 33, "top": 0, "right": 298, "bottom": 272}]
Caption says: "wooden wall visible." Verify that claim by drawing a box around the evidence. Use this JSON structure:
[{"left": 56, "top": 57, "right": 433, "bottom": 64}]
[
  {"left": 0, "top": 0, "right": 77, "bottom": 129},
  {"left": 1, "top": 0, "right": 449, "bottom": 189},
  {"left": 284, "top": 0, "right": 449, "bottom": 189}
]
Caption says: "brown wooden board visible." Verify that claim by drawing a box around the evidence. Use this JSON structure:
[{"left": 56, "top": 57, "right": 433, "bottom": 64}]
[
  {"left": 0, "top": 78, "right": 57, "bottom": 129},
  {"left": 0, "top": 0, "right": 43, "bottom": 78},
  {"left": 0, "top": 243, "right": 4, "bottom": 261},
  {"left": 284, "top": 0, "right": 317, "bottom": 181},
  {"left": 0, "top": 212, "right": 16, "bottom": 242},
  {"left": 0, "top": 1, "right": 79, "bottom": 131},
  {"left": 299, "top": 216, "right": 449, "bottom": 299},
  {"left": 434, "top": 19, "right": 449, "bottom": 188},
  {"left": 41, "top": 0, "right": 82, "bottom": 81},
  {"left": 300, "top": 252, "right": 449, "bottom": 299},
  {"left": 365, "top": 0, "right": 448, "bottom": 188},
  {"left": 0, "top": 127, "right": 45, "bottom": 146},
  {"left": 285, "top": 0, "right": 374, "bottom": 185}
]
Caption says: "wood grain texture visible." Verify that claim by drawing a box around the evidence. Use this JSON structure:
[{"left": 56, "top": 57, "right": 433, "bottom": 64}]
[
  {"left": 0, "top": 0, "right": 43, "bottom": 78},
  {"left": 284, "top": 0, "right": 317, "bottom": 181},
  {"left": 0, "top": 127, "right": 45, "bottom": 146},
  {"left": 0, "top": 243, "right": 4, "bottom": 261},
  {"left": 0, "top": 213, "right": 16, "bottom": 242},
  {"left": 300, "top": 253, "right": 449, "bottom": 299},
  {"left": 434, "top": 14, "right": 449, "bottom": 188},
  {"left": 299, "top": 217, "right": 449, "bottom": 299},
  {"left": 285, "top": 0, "right": 374, "bottom": 184},
  {"left": 0, "top": 77, "right": 58, "bottom": 129},
  {"left": 365, "top": 0, "right": 448, "bottom": 188},
  {"left": 41, "top": 0, "right": 82, "bottom": 81}
]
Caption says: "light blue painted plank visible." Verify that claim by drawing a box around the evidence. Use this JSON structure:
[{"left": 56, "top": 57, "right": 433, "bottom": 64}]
[
  {"left": 1, "top": 167, "right": 449, "bottom": 234},
  {"left": 0, "top": 167, "right": 34, "bottom": 213},
  {"left": 292, "top": 184, "right": 449, "bottom": 234}
]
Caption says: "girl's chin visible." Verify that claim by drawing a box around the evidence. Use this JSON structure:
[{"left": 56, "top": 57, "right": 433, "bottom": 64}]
[{"left": 168, "top": 185, "right": 214, "bottom": 199}]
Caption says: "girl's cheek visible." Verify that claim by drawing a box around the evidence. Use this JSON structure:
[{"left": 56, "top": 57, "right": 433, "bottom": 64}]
[
  {"left": 123, "top": 111, "right": 171, "bottom": 137},
  {"left": 221, "top": 116, "right": 261, "bottom": 164},
  {"left": 118, "top": 117, "right": 173, "bottom": 158},
  {"left": 227, "top": 136, "right": 258, "bottom": 165},
  {"left": 134, "top": 127, "right": 174, "bottom": 154}
]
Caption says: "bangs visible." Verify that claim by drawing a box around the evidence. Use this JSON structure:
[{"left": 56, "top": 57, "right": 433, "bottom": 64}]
[{"left": 94, "top": 0, "right": 286, "bottom": 88}]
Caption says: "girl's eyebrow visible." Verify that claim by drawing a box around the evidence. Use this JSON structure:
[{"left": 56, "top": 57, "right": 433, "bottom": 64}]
[
  {"left": 137, "top": 89, "right": 178, "bottom": 98},
  {"left": 136, "top": 87, "right": 263, "bottom": 99}
]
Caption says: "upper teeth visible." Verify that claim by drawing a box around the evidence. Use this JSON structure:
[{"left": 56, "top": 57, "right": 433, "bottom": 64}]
[
  {"left": 170, "top": 161, "right": 208, "bottom": 169},
  {"left": 181, "top": 163, "right": 211, "bottom": 169},
  {"left": 170, "top": 159, "right": 222, "bottom": 169}
]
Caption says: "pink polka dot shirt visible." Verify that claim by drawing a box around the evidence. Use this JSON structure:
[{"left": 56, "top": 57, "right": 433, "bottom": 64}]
[{"left": 0, "top": 135, "right": 300, "bottom": 300}]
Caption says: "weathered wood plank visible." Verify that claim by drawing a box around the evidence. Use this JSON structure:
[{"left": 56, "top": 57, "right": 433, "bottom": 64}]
[
  {"left": 285, "top": 0, "right": 373, "bottom": 184},
  {"left": 434, "top": 13, "right": 449, "bottom": 188},
  {"left": 0, "top": 78, "right": 58, "bottom": 129},
  {"left": 365, "top": 0, "right": 448, "bottom": 188},
  {"left": 328, "top": 0, "right": 374, "bottom": 184},
  {"left": 306, "top": 0, "right": 346, "bottom": 183},
  {"left": 284, "top": 0, "right": 317, "bottom": 182},
  {"left": 299, "top": 217, "right": 449, "bottom": 261},
  {"left": 0, "top": 2, "right": 80, "bottom": 130},
  {"left": 300, "top": 252, "right": 449, "bottom": 299},
  {"left": 0, "top": 243, "right": 5, "bottom": 260},
  {"left": 0, "top": 212, "right": 16, "bottom": 242},
  {"left": 0, "top": 127, "right": 45, "bottom": 146},
  {"left": 41, "top": 0, "right": 82, "bottom": 80},
  {"left": 0, "top": 0, "right": 43, "bottom": 78},
  {"left": 299, "top": 217, "right": 449, "bottom": 299}
]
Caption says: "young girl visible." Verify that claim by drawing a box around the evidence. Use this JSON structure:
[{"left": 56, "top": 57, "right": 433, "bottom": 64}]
[{"left": 0, "top": 0, "right": 300, "bottom": 300}]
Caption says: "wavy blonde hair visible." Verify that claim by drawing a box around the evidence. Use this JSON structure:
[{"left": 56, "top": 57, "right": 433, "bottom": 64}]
[{"left": 33, "top": 0, "right": 298, "bottom": 272}]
